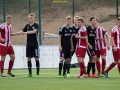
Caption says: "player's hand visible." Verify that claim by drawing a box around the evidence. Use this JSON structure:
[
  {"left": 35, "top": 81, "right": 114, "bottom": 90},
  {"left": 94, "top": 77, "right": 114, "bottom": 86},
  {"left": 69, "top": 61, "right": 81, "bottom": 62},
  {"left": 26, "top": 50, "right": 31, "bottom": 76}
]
[
  {"left": 22, "top": 32, "right": 27, "bottom": 35},
  {"left": 113, "top": 46, "right": 117, "bottom": 52},
  {"left": 0, "top": 38, "right": 6, "bottom": 42},
  {"left": 71, "top": 46, "right": 74, "bottom": 51},
  {"left": 59, "top": 46, "right": 62, "bottom": 51},
  {"left": 99, "top": 38, "right": 103, "bottom": 41},
  {"left": 89, "top": 45, "right": 93, "bottom": 49},
  {"left": 107, "top": 46, "right": 110, "bottom": 50}
]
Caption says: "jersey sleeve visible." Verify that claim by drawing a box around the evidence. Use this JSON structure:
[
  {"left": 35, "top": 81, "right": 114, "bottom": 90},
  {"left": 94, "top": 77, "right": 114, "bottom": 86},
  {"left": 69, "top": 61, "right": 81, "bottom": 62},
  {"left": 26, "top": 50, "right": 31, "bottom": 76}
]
[
  {"left": 34, "top": 24, "right": 39, "bottom": 31},
  {"left": 82, "top": 27, "right": 87, "bottom": 36},
  {"left": 83, "top": 30, "right": 87, "bottom": 36},
  {"left": 59, "top": 27, "right": 63, "bottom": 36},
  {"left": 23, "top": 24, "right": 28, "bottom": 32},
  {"left": 0, "top": 24, "right": 5, "bottom": 32},
  {"left": 111, "top": 29, "right": 115, "bottom": 37},
  {"left": 102, "top": 27, "right": 107, "bottom": 35}
]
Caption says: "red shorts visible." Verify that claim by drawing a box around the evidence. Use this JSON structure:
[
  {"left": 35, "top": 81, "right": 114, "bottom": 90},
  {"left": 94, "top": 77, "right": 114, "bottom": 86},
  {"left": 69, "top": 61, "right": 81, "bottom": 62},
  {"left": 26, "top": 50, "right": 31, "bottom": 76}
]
[
  {"left": 0, "top": 45, "right": 14, "bottom": 56},
  {"left": 76, "top": 48, "right": 86, "bottom": 58},
  {"left": 112, "top": 48, "right": 120, "bottom": 60},
  {"left": 96, "top": 49, "right": 106, "bottom": 58}
]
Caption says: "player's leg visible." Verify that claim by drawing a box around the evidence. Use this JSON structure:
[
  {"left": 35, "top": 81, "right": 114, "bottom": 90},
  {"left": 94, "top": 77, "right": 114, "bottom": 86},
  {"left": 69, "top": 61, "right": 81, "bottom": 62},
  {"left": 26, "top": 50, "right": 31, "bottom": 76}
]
[
  {"left": 62, "top": 48, "right": 70, "bottom": 78},
  {"left": 8, "top": 54, "right": 15, "bottom": 77},
  {"left": 26, "top": 46, "right": 32, "bottom": 77},
  {"left": 103, "top": 48, "right": 119, "bottom": 78},
  {"left": 0, "top": 56, "right": 6, "bottom": 77},
  {"left": 58, "top": 49, "right": 65, "bottom": 77},
  {"left": 96, "top": 50, "right": 102, "bottom": 76},
  {"left": 7, "top": 45, "right": 15, "bottom": 77},
  {"left": 76, "top": 48, "right": 87, "bottom": 78},
  {"left": 33, "top": 45, "right": 40, "bottom": 77},
  {"left": 91, "top": 55, "right": 99, "bottom": 78},
  {"left": 86, "top": 48, "right": 92, "bottom": 77},
  {"left": 103, "top": 61, "right": 117, "bottom": 78},
  {"left": 0, "top": 45, "right": 7, "bottom": 77},
  {"left": 101, "top": 49, "right": 107, "bottom": 74},
  {"left": 65, "top": 47, "right": 71, "bottom": 78}
]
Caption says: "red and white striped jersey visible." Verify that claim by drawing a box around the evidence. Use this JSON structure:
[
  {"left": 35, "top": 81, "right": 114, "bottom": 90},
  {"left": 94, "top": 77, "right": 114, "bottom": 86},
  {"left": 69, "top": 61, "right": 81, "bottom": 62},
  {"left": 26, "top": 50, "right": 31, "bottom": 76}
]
[
  {"left": 96, "top": 26, "right": 107, "bottom": 50},
  {"left": 0, "top": 23, "right": 12, "bottom": 46},
  {"left": 76, "top": 26, "right": 87, "bottom": 48},
  {"left": 111, "top": 26, "right": 120, "bottom": 48}
]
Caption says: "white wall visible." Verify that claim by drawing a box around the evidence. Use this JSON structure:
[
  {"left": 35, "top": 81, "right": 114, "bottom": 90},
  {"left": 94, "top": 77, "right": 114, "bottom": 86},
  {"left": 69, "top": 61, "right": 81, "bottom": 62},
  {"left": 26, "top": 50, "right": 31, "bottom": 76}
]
[{"left": 3, "top": 45, "right": 114, "bottom": 69}]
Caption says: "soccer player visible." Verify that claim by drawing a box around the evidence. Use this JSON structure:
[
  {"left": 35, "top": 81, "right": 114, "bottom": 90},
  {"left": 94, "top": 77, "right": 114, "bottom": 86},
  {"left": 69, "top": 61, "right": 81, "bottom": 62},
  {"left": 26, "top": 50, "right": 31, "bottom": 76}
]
[
  {"left": 0, "top": 15, "right": 19, "bottom": 77},
  {"left": 67, "top": 16, "right": 79, "bottom": 77},
  {"left": 22, "top": 13, "right": 40, "bottom": 77},
  {"left": 86, "top": 17, "right": 99, "bottom": 78},
  {"left": 95, "top": 18, "right": 110, "bottom": 77},
  {"left": 75, "top": 17, "right": 87, "bottom": 78},
  {"left": 103, "top": 17, "right": 120, "bottom": 78},
  {"left": 14, "top": 13, "right": 40, "bottom": 77},
  {"left": 58, "top": 16, "right": 73, "bottom": 78}
]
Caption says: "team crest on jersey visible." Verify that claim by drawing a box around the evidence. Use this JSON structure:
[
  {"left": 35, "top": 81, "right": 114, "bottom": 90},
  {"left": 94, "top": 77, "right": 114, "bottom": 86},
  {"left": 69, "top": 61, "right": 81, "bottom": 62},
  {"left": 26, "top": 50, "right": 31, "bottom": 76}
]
[
  {"left": 32, "top": 27, "right": 35, "bottom": 29},
  {"left": 70, "top": 30, "right": 72, "bottom": 32}
]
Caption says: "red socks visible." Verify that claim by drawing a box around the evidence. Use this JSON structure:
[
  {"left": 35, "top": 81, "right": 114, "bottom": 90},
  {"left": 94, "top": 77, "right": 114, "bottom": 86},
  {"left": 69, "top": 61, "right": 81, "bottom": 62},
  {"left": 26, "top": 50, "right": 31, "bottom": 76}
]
[
  {"left": 0, "top": 60, "right": 1, "bottom": 75},
  {"left": 80, "top": 62, "right": 86, "bottom": 76},
  {"left": 118, "top": 63, "right": 120, "bottom": 73},
  {"left": 1, "top": 61, "right": 4, "bottom": 74},
  {"left": 8, "top": 60, "right": 14, "bottom": 73},
  {"left": 102, "top": 59, "right": 106, "bottom": 73},
  {"left": 96, "top": 61, "right": 101, "bottom": 74},
  {"left": 106, "top": 62, "right": 116, "bottom": 73}
]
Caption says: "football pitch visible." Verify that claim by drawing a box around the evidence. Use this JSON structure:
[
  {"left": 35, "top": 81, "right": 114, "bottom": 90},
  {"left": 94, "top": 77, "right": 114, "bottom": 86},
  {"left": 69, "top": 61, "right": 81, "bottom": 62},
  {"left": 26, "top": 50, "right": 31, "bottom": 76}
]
[{"left": 0, "top": 68, "right": 120, "bottom": 90}]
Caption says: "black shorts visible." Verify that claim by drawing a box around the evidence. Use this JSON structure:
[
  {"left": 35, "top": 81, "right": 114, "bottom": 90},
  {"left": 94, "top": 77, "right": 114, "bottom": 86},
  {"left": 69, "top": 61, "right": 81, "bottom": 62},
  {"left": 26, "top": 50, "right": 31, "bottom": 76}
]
[
  {"left": 87, "top": 48, "right": 96, "bottom": 58},
  {"left": 26, "top": 45, "right": 40, "bottom": 58},
  {"left": 60, "top": 47, "right": 71, "bottom": 60}
]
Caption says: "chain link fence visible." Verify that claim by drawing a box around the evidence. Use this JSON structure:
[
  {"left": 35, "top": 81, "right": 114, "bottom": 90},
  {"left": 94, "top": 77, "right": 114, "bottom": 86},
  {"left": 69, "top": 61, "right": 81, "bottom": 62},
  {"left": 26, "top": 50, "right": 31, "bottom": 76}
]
[{"left": 0, "top": 0, "right": 120, "bottom": 45}]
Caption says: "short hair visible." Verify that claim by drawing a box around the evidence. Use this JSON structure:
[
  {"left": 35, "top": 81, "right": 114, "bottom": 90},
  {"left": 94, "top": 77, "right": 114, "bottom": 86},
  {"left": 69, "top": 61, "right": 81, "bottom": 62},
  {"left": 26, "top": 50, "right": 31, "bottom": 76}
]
[
  {"left": 90, "top": 17, "right": 96, "bottom": 21},
  {"left": 77, "top": 17, "right": 84, "bottom": 23},
  {"left": 96, "top": 18, "right": 100, "bottom": 22},
  {"left": 28, "top": 13, "right": 35, "bottom": 17},
  {"left": 6, "top": 15, "right": 12, "bottom": 20},
  {"left": 66, "top": 16, "right": 72, "bottom": 20},
  {"left": 117, "top": 17, "right": 120, "bottom": 21},
  {"left": 74, "top": 16, "right": 80, "bottom": 19}
]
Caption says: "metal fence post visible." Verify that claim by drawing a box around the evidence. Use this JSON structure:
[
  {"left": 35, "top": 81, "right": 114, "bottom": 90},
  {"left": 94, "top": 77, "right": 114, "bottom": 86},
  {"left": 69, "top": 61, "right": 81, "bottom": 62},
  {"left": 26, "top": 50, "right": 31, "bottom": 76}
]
[
  {"left": 2, "top": 0, "right": 6, "bottom": 22},
  {"left": 38, "top": 0, "right": 42, "bottom": 45},
  {"left": 116, "top": 0, "right": 118, "bottom": 18}
]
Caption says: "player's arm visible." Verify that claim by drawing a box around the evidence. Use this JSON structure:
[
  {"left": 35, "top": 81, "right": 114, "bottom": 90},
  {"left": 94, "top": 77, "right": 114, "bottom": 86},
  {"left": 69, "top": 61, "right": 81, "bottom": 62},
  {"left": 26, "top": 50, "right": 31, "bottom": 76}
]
[
  {"left": 24, "top": 29, "right": 37, "bottom": 34},
  {"left": 111, "top": 30, "right": 117, "bottom": 52},
  {"left": 105, "top": 32, "right": 110, "bottom": 50},
  {"left": 95, "top": 37, "right": 103, "bottom": 40},
  {"left": 58, "top": 27, "right": 63, "bottom": 51},
  {"left": 11, "top": 31, "right": 23, "bottom": 36},
  {"left": 0, "top": 26, "right": 5, "bottom": 42},
  {"left": 58, "top": 36, "right": 62, "bottom": 51},
  {"left": 75, "top": 35, "right": 87, "bottom": 40},
  {"left": 111, "top": 36, "right": 117, "bottom": 52},
  {"left": 24, "top": 24, "right": 38, "bottom": 34},
  {"left": 70, "top": 35, "right": 74, "bottom": 51},
  {"left": 86, "top": 40, "right": 93, "bottom": 49},
  {"left": 0, "top": 32, "right": 5, "bottom": 42}
]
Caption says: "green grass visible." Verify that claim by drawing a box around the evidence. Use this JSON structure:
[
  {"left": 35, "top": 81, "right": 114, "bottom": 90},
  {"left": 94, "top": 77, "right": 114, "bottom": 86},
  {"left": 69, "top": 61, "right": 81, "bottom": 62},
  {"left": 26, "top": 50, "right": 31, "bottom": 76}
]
[{"left": 0, "top": 68, "right": 120, "bottom": 90}]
